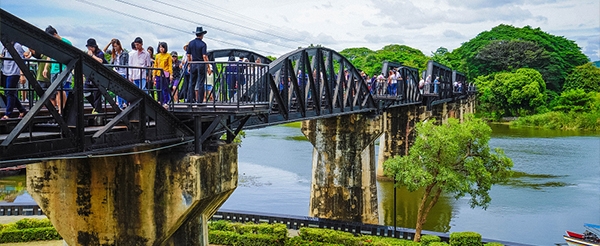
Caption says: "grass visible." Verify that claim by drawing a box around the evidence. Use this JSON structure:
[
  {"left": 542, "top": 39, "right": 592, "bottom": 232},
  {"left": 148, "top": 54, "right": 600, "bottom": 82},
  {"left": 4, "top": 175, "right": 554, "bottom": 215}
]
[
  {"left": 281, "top": 122, "right": 302, "bottom": 128},
  {"left": 284, "top": 136, "right": 308, "bottom": 141}
]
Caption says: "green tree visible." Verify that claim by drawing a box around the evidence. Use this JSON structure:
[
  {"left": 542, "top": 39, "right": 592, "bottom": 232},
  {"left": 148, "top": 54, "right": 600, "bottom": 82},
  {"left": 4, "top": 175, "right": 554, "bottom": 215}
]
[
  {"left": 384, "top": 116, "right": 513, "bottom": 242},
  {"left": 563, "top": 63, "right": 600, "bottom": 93},
  {"left": 475, "top": 68, "right": 547, "bottom": 117},
  {"left": 473, "top": 40, "right": 550, "bottom": 76},
  {"left": 451, "top": 24, "right": 589, "bottom": 91},
  {"left": 340, "top": 44, "right": 429, "bottom": 77},
  {"left": 431, "top": 47, "right": 452, "bottom": 68},
  {"left": 552, "top": 89, "right": 594, "bottom": 113}
]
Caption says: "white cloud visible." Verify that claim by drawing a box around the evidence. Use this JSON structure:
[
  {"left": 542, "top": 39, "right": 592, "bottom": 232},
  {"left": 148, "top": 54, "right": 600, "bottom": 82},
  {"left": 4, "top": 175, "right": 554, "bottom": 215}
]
[{"left": 1, "top": 0, "right": 598, "bottom": 61}]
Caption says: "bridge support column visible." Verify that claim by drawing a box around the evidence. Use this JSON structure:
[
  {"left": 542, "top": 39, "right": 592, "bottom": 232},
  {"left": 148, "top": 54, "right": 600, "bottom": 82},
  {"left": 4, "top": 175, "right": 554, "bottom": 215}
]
[
  {"left": 376, "top": 105, "right": 431, "bottom": 179},
  {"left": 26, "top": 144, "right": 238, "bottom": 246},
  {"left": 301, "top": 114, "right": 382, "bottom": 224}
]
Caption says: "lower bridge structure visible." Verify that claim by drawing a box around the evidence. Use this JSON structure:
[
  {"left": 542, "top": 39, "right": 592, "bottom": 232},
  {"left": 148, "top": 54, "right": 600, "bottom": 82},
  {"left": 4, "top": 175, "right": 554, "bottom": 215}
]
[{"left": 0, "top": 9, "right": 476, "bottom": 246}]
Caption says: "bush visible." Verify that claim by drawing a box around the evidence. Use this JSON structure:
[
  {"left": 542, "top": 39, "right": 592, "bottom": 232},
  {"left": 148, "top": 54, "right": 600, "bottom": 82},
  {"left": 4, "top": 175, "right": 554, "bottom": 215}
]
[
  {"left": 361, "top": 235, "right": 421, "bottom": 245},
  {"left": 484, "top": 242, "right": 504, "bottom": 246},
  {"left": 209, "top": 220, "right": 235, "bottom": 231},
  {"left": 449, "top": 232, "right": 481, "bottom": 246},
  {"left": 285, "top": 236, "right": 343, "bottom": 246},
  {"left": 238, "top": 233, "right": 286, "bottom": 246},
  {"left": 299, "top": 227, "right": 360, "bottom": 245},
  {"left": 430, "top": 242, "right": 450, "bottom": 246},
  {"left": 420, "top": 234, "right": 441, "bottom": 245},
  {"left": 14, "top": 218, "right": 53, "bottom": 230},
  {"left": 208, "top": 230, "right": 239, "bottom": 245},
  {"left": 0, "top": 227, "right": 62, "bottom": 243}
]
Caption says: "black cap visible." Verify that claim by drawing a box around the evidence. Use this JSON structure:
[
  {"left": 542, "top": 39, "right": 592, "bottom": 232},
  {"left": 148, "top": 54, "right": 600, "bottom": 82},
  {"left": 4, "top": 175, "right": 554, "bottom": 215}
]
[
  {"left": 86, "top": 38, "right": 98, "bottom": 48},
  {"left": 134, "top": 37, "right": 143, "bottom": 44},
  {"left": 170, "top": 51, "right": 178, "bottom": 57},
  {"left": 45, "top": 25, "right": 57, "bottom": 35}
]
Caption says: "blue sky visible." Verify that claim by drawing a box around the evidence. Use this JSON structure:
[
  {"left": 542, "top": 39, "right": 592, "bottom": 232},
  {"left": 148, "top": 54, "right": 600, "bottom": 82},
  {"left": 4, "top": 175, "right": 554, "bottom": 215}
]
[{"left": 1, "top": 0, "right": 598, "bottom": 61}]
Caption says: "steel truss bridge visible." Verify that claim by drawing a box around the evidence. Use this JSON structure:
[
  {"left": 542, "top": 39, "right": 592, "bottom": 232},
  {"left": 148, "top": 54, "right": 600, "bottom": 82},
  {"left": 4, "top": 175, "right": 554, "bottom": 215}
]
[{"left": 0, "top": 9, "right": 475, "bottom": 165}]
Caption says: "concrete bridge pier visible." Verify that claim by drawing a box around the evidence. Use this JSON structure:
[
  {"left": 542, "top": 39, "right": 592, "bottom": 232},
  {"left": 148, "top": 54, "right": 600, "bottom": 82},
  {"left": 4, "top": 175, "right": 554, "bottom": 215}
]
[
  {"left": 301, "top": 114, "right": 382, "bottom": 224},
  {"left": 376, "top": 98, "right": 477, "bottom": 178},
  {"left": 26, "top": 144, "right": 238, "bottom": 246},
  {"left": 376, "top": 105, "right": 429, "bottom": 179}
]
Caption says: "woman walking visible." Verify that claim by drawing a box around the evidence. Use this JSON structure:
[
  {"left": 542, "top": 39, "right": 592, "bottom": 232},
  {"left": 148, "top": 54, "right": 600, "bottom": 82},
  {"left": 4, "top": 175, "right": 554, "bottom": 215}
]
[
  {"left": 104, "top": 38, "right": 129, "bottom": 108},
  {"left": 153, "top": 42, "right": 172, "bottom": 108}
]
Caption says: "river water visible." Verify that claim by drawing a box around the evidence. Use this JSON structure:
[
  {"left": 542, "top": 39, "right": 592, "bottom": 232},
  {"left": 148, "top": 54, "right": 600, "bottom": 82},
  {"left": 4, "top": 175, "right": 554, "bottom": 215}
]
[
  {"left": 221, "top": 123, "right": 599, "bottom": 245},
  {"left": 1, "top": 123, "right": 598, "bottom": 245}
]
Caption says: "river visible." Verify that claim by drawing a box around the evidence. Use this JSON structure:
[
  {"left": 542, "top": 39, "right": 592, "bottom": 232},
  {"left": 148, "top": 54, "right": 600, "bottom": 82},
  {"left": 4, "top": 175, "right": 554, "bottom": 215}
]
[{"left": 1, "top": 123, "right": 598, "bottom": 245}]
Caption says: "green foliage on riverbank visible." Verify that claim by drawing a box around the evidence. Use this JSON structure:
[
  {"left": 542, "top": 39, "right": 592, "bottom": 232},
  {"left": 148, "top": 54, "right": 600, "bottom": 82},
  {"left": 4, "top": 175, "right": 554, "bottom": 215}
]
[
  {"left": 0, "top": 219, "right": 61, "bottom": 243},
  {"left": 337, "top": 24, "right": 598, "bottom": 130},
  {"left": 208, "top": 221, "right": 502, "bottom": 246}
]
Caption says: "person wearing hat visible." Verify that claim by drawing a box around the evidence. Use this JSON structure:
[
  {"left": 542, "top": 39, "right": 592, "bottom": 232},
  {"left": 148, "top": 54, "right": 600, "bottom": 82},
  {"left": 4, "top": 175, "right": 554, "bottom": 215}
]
[
  {"left": 84, "top": 38, "right": 108, "bottom": 115},
  {"left": 186, "top": 27, "right": 211, "bottom": 103}
]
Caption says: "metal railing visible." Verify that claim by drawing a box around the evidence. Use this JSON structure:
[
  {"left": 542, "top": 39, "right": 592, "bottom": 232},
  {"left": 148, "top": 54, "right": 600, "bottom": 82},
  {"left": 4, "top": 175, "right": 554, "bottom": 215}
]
[{"left": 185, "top": 61, "right": 270, "bottom": 108}]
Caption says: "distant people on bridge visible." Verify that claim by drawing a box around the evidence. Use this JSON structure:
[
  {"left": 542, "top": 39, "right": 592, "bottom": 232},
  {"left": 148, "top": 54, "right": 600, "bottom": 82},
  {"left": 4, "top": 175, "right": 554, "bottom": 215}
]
[
  {"left": 425, "top": 75, "right": 432, "bottom": 94},
  {"left": 370, "top": 75, "right": 377, "bottom": 94},
  {"left": 179, "top": 43, "right": 190, "bottom": 103},
  {"left": 387, "top": 70, "right": 397, "bottom": 96},
  {"left": 128, "top": 37, "right": 152, "bottom": 95},
  {"left": 153, "top": 42, "right": 172, "bottom": 108},
  {"left": 377, "top": 73, "right": 385, "bottom": 95},
  {"left": 84, "top": 38, "right": 108, "bottom": 115},
  {"left": 205, "top": 64, "right": 214, "bottom": 101},
  {"left": 29, "top": 49, "right": 57, "bottom": 111},
  {"left": 171, "top": 51, "right": 182, "bottom": 103},
  {"left": 186, "top": 26, "right": 210, "bottom": 103},
  {"left": 44, "top": 25, "right": 72, "bottom": 115},
  {"left": 419, "top": 78, "right": 425, "bottom": 94},
  {"left": 1, "top": 42, "right": 27, "bottom": 120},
  {"left": 225, "top": 55, "right": 238, "bottom": 101},
  {"left": 433, "top": 76, "right": 440, "bottom": 94},
  {"left": 103, "top": 38, "right": 129, "bottom": 109}
]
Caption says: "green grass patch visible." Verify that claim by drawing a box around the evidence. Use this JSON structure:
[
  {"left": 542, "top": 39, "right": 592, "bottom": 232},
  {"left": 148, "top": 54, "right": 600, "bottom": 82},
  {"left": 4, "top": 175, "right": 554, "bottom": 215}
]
[
  {"left": 282, "top": 122, "right": 302, "bottom": 128},
  {"left": 285, "top": 136, "right": 308, "bottom": 141}
]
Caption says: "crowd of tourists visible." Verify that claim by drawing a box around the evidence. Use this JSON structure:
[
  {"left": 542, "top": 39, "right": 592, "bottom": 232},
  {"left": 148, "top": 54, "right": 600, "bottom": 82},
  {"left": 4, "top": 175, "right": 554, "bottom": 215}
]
[{"left": 0, "top": 25, "right": 214, "bottom": 120}]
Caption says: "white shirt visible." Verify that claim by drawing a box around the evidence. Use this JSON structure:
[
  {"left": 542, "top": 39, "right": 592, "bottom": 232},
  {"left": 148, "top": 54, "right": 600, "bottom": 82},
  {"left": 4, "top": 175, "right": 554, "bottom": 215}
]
[{"left": 128, "top": 49, "right": 151, "bottom": 80}]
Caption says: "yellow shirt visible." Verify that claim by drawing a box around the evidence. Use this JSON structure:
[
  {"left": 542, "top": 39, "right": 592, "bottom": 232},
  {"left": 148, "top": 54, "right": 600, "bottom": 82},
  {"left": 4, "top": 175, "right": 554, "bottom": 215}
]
[{"left": 153, "top": 53, "right": 173, "bottom": 76}]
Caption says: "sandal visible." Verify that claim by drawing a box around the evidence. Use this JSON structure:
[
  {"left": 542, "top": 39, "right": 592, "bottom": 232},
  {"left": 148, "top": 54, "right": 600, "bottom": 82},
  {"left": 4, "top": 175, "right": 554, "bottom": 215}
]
[
  {"left": 1, "top": 115, "right": 9, "bottom": 120},
  {"left": 18, "top": 112, "right": 26, "bottom": 119}
]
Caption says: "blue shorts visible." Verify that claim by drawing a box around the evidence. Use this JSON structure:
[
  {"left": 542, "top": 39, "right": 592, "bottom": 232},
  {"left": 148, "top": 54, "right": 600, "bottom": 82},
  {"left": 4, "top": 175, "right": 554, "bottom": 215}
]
[{"left": 205, "top": 85, "right": 213, "bottom": 92}]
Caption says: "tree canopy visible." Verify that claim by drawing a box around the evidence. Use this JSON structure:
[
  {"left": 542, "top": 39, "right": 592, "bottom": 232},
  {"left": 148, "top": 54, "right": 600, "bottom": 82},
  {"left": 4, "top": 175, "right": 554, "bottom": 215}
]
[
  {"left": 563, "top": 63, "right": 600, "bottom": 93},
  {"left": 450, "top": 24, "right": 589, "bottom": 91},
  {"left": 339, "top": 44, "right": 429, "bottom": 77},
  {"left": 384, "top": 116, "right": 513, "bottom": 242},
  {"left": 475, "top": 68, "right": 547, "bottom": 117}
]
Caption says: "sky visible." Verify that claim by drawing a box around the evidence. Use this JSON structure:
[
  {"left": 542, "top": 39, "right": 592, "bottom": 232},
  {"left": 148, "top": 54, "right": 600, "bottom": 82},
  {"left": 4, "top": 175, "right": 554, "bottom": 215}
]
[{"left": 1, "top": 0, "right": 599, "bottom": 62}]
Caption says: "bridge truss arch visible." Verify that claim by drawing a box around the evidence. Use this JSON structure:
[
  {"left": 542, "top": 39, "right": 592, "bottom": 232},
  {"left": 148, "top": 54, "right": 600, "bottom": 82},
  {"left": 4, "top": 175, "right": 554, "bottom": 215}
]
[{"left": 261, "top": 47, "right": 377, "bottom": 124}]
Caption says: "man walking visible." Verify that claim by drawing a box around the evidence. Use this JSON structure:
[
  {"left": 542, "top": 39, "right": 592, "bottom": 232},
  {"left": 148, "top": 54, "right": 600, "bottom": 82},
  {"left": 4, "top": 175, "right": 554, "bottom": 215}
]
[
  {"left": 186, "top": 27, "right": 211, "bottom": 103},
  {"left": 128, "top": 37, "right": 152, "bottom": 93}
]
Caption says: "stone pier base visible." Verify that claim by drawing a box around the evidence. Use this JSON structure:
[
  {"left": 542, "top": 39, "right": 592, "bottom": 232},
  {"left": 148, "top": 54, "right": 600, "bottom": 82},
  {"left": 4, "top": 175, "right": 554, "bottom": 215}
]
[
  {"left": 27, "top": 144, "right": 238, "bottom": 246},
  {"left": 302, "top": 114, "right": 381, "bottom": 224}
]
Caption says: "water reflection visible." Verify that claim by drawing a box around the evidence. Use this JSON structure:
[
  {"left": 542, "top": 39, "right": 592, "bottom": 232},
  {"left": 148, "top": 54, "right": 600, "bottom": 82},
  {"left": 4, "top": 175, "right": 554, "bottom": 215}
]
[
  {"left": 378, "top": 182, "right": 454, "bottom": 232},
  {"left": 0, "top": 175, "right": 27, "bottom": 203}
]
